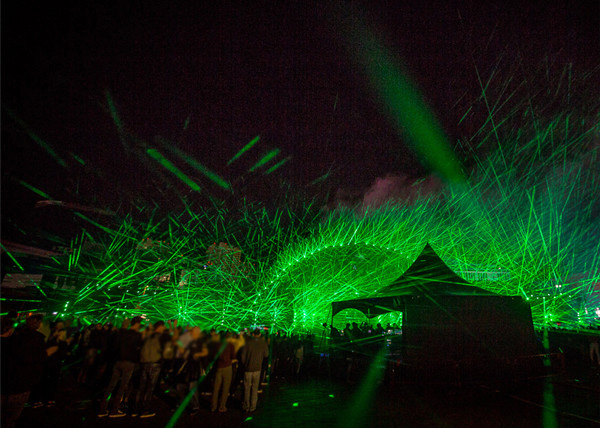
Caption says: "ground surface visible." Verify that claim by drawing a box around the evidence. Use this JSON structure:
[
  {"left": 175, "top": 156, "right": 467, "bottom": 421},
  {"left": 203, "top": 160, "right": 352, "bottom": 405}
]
[{"left": 16, "top": 362, "right": 600, "bottom": 427}]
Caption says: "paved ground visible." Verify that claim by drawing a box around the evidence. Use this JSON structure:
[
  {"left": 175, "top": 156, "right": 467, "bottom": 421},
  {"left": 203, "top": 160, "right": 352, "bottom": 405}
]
[{"left": 16, "top": 363, "right": 600, "bottom": 427}]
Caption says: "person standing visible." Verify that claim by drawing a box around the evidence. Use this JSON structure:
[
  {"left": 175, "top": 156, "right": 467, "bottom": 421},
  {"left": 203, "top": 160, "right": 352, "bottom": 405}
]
[
  {"left": 210, "top": 332, "right": 237, "bottom": 412},
  {"left": 40, "top": 321, "right": 70, "bottom": 407},
  {"left": 240, "top": 329, "right": 269, "bottom": 413},
  {"left": 98, "top": 316, "right": 142, "bottom": 418},
  {"left": 1, "top": 314, "right": 47, "bottom": 428},
  {"left": 88, "top": 322, "right": 108, "bottom": 383},
  {"left": 175, "top": 326, "right": 208, "bottom": 415},
  {"left": 134, "top": 320, "right": 170, "bottom": 418},
  {"left": 590, "top": 335, "right": 600, "bottom": 366}
]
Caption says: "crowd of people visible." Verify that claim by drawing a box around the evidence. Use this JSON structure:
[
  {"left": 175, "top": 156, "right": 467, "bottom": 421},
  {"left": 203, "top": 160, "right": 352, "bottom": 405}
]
[
  {"left": 3, "top": 312, "right": 597, "bottom": 427},
  {"left": 0, "top": 313, "right": 397, "bottom": 428},
  {"left": 1, "top": 312, "right": 314, "bottom": 427},
  {"left": 329, "top": 321, "right": 400, "bottom": 341}
]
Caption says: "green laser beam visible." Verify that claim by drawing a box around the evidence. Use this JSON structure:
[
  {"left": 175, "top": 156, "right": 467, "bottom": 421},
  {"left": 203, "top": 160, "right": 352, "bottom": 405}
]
[
  {"left": 335, "top": 9, "right": 465, "bottom": 184},
  {"left": 249, "top": 149, "right": 280, "bottom": 173},
  {"left": 3, "top": 105, "right": 67, "bottom": 167},
  {"left": 228, "top": 135, "right": 260, "bottom": 165},
  {"left": 1, "top": 244, "right": 25, "bottom": 271},
  {"left": 146, "top": 148, "right": 202, "bottom": 192},
  {"left": 18, "top": 180, "right": 52, "bottom": 199},
  {"left": 156, "top": 137, "right": 231, "bottom": 191},
  {"left": 265, "top": 156, "right": 290, "bottom": 175}
]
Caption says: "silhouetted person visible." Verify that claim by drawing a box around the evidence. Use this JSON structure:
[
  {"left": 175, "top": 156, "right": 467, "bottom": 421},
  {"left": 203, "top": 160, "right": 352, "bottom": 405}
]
[
  {"left": 352, "top": 322, "right": 362, "bottom": 339},
  {"left": 1, "top": 314, "right": 47, "bottom": 428},
  {"left": 40, "top": 321, "right": 69, "bottom": 406},
  {"left": 98, "top": 316, "right": 142, "bottom": 418},
  {"left": 134, "top": 320, "right": 170, "bottom": 418},
  {"left": 590, "top": 335, "right": 600, "bottom": 366},
  {"left": 175, "top": 326, "right": 208, "bottom": 414},
  {"left": 211, "top": 332, "right": 236, "bottom": 412},
  {"left": 344, "top": 323, "right": 353, "bottom": 341},
  {"left": 241, "top": 329, "right": 269, "bottom": 412}
]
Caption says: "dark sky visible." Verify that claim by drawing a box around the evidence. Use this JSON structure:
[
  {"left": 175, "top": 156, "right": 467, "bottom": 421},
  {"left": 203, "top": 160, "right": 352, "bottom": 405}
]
[{"left": 2, "top": 1, "right": 598, "bottom": 243}]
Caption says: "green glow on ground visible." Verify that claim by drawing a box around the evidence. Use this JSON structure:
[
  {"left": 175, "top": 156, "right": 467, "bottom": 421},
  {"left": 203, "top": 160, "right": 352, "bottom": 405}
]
[
  {"left": 541, "top": 327, "right": 558, "bottom": 427},
  {"left": 542, "top": 379, "right": 558, "bottom": 428},
  {"left": 338, "top": 345, "right": 387, "bottom": 428}
]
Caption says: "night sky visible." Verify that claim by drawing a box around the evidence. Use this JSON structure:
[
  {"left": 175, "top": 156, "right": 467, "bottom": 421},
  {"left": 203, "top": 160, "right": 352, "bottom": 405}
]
[{"left": 2, "top": 1, "right": 598, "bottom": 244}]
